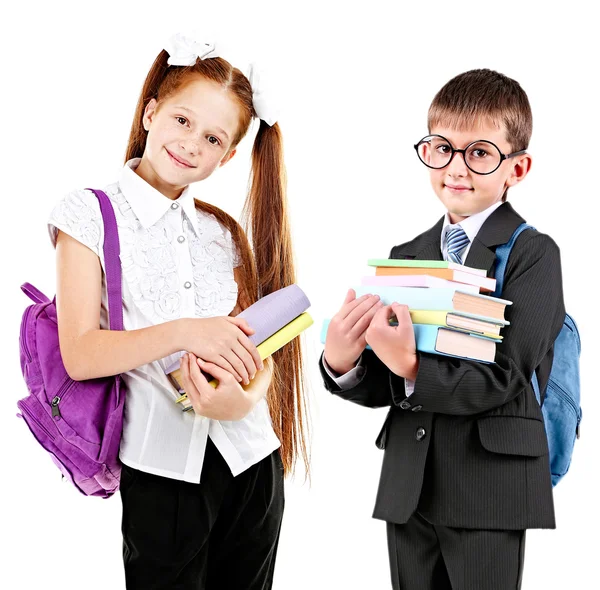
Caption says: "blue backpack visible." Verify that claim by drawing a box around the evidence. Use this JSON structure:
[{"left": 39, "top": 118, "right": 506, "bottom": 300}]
[{"left": 494, "top": 223, "right": 581, "bottom": 486}]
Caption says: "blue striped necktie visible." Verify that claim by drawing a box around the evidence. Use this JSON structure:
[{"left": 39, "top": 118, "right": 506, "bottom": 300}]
[{"left": 446, "top": 225, "right": 470, "bottom": 265}]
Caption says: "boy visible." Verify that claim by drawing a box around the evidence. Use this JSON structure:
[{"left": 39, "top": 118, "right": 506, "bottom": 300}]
[{"left": 320, "top": 69, "right": 565, "bottom": 589}]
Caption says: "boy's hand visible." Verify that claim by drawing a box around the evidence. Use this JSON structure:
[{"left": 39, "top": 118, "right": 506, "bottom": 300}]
[
  {"left": 324, "top": 289, "right": 383, "bottom": 375},
  {"left": 365, "top": 303, "right": 419, "bottom": 380}
]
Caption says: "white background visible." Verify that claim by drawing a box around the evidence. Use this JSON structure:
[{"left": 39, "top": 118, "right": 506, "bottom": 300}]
[{"left": 1, "top": 1, "right": 598, "bottom": 588}]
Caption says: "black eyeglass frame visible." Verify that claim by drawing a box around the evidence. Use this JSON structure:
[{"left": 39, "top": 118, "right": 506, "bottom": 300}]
[{"left": 414, "top": 134, "right": 527, "bottom": 176}]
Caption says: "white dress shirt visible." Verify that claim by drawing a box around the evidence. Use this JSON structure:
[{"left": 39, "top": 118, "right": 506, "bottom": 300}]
[
  {"left": 324, "top": 200, "right": 504, "bottom": 395},
  {"left": 48, "top": 158, "right": 280, "bottom": 482},
  {"left": 439, "top": 201, "right": 503, "bottom": 262}
]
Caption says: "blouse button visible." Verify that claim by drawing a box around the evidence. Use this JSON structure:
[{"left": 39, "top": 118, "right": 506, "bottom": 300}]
[
  {"left": 171, "top": 202, "right": 179, "bottom": 209},
  {"left": 184, "top": 281, "right": 192, "bottom": 289},
  {"left": 177, "top": 235, "right": 185, "bottom": 243}
]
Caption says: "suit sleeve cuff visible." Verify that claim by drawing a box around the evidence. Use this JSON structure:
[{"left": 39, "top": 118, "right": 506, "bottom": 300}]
[
  {"left": 389, "top": 357, "right": 421, "bottom": 411},
  {"left": 322, "top": 355, "right": 365, "bottom": 389}
]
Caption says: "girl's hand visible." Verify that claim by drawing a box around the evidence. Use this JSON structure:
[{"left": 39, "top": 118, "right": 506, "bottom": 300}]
[
  {"left": 179, "top": 317, "right": 263, "bottom": 385},
  {"left": 365, "top": 303, "right": 419, "bottom": 380},
  {"left": 241, "top": 355, "right": 274, "bottom": 404},
  {"left": 179, "top": 352, "right": 273, "bottom": 421},
  {"left": 324, "top": 289, "right": 383, "bottom": 375}
]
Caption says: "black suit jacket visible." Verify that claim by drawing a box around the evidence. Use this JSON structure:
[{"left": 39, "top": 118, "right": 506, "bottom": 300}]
[{"left": 319, "top": 203, "right": 565, "bottom": 529}]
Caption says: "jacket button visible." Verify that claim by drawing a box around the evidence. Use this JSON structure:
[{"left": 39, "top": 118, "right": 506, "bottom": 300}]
[
  {"left": 399, "top": 400, "right": 411, "bottom": 410},
  {"left": 411, "top": 405, "right": 423, "bottom": 412},
  {"left": 415, "top": 427, "right": 426, "bottom": 441}
]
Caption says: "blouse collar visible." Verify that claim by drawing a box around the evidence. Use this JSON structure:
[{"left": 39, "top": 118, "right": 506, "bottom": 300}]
[{"left": 119, "top": 158, "right": 201, "bottom": 236}]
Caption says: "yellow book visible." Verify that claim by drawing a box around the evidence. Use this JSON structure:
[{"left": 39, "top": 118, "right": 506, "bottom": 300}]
[
  {"left": 174, "top": 312, "right": 314, "bottom": 409},
  {"left": 408, "top": 310, "right": 504, "bottom": 339}
]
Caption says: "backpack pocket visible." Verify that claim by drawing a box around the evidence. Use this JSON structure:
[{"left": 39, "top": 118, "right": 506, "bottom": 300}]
[
  {"left": 18, "top": 397, "right": 56, "bottom": 442},
  {"left": 543, "top": 379, "right": 581, "bottom": 486},
  {"left": 20, "top": 306, "right": 34, "bottom": 364}
]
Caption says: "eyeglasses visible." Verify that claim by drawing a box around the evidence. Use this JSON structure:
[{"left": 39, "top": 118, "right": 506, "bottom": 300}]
[{"left": 414, "top": 135, "right": 526, "bottom": 175}]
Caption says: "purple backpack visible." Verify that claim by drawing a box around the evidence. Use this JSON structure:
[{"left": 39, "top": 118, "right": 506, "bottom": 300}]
[{"left": 17, "top": 189, "right": 125, "bottom": 498}]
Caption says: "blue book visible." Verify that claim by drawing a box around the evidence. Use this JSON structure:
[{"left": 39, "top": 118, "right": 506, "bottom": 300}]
[
  {"left": 352, "top": 286, "right": 512, "bottom": 323},
  {"left": 320, "top": 320, "right": 498, "bottom": 363}
]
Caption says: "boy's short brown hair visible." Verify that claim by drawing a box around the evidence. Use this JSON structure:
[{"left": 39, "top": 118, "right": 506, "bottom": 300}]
[{"left": 428, "top": 69, "right": 532, "bottom": 152}]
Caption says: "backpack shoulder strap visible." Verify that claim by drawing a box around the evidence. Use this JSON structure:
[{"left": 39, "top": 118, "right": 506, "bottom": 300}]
[
  {"left": 493, "top": 222, "right": 540, "bottom": 400},
  {"left": 492, "top": 223, "right": 535, "bottom": 298},
  {"left": 85, "top": 189, "right": 124, "bottom": 332}
]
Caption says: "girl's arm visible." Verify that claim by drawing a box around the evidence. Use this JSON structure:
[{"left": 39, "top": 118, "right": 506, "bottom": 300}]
[{"left": 56, "top": 230, "right": 261, "bottom": 382}]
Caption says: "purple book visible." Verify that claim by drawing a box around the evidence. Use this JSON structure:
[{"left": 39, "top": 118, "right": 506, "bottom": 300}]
[{"left": 165, "top": 284, "right": 310, "bottom": 376}]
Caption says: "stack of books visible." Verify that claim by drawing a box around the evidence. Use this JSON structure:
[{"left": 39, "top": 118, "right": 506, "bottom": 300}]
[
  {"left": 321, "top": 259, "right": 512, "bottom": 364},
  {"left": 167, "top": 284, "right": 313, "bottom": 411}
]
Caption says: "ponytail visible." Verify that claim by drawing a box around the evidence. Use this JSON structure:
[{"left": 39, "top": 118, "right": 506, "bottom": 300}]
[{"left": 242, "top": 121, "right": 310, "bottom": 477}]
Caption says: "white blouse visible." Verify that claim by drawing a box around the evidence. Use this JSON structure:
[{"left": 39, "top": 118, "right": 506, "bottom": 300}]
[{"left": 48, "top": 158, "right": 280, "bottom": 482}]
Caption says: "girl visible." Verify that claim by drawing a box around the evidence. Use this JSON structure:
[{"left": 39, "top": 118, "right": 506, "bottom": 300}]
[{"left": 49, "top": 34, "right": 308, "bottom": 589}]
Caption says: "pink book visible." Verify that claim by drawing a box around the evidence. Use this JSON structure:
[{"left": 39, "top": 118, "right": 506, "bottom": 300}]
[{"left": 361, "top": 274, "right": 481, "bottom": 294}]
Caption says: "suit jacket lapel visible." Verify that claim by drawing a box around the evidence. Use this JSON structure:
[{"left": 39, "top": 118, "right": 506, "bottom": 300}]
[
  {"left": 416, "top": 240, "right": 444, "bottom": 261},
  {"left": 463, "top": 236, "right": 497, "bottom": 275},
  {"left": 465, "top": 202, "right": 527, "bottom": 277},
  {"left": 391, "top": 216, "right": 445, "bottom": 261}
]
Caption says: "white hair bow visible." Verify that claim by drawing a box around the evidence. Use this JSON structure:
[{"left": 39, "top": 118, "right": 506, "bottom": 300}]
[{"left": 164, "top": 32, "right": 278, "bottom": 127}]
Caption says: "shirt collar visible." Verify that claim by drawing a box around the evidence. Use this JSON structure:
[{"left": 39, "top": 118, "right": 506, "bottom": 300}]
[
  {"left": 119, "top": 158, "right": 201, "bottom": 236},
  {"left": 440, "top": 200, "right": 504, "bottom": 251}
]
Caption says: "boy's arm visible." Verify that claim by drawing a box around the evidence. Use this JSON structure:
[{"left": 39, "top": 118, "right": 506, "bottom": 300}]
[
  {"left": 389, "top": 232, "right": 565, "bottom": 415},
  {"left": 319, "top": 247, "right": 405, "bottom": 408}
]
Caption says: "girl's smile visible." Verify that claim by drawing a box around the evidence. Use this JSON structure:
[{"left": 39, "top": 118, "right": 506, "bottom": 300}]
[{"left": 165, "top": 147, "right": 196, "bottom": 169}]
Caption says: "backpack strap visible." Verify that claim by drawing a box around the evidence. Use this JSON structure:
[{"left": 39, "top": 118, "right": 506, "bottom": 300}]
[
  {"left": 21, "top": 282, "right": 51, "bottom": 304},
  {"left": 492, "top": 223, "right": 534, "bottom": 298},
  {"left": 85, "top": 189, "right": 124, "bottom": 332},
  {"left": 493, "top": 222, "right": 542, "bottom": 403}
]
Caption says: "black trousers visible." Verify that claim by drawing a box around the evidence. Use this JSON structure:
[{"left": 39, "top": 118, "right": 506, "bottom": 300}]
[
  {"left": 119, "top": 438, "right": 285, "bottom": 590},
  {"left": 387, "top": 511, "right": 526, "bottom": 590}
]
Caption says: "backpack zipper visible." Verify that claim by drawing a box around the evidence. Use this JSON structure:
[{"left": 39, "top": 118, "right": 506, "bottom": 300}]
[
  {"left": 546, "top": 378, "right": 582, "bottom": 439},
  {"left": 51, "top": 397, "right": 61, "bottom": 418},
  {"left": 51, "top": 377, "right": 76, "bottom": 419},
  {"left": 20, "top": 306, "right": 33, "bottom": 362}
]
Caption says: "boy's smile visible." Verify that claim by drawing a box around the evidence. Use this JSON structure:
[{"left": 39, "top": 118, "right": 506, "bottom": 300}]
[{"left": 427, "top": 121, "right": 531, "bottom": 223}]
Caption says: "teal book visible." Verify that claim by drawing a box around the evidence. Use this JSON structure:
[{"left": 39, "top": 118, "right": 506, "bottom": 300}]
[
  {"left": 411, "top": 323, "right": 497, "bottom": 362},
  {"left": 352, "top": 285, "right": 512, "bottom": 323},
  {"left": 320, "top": 320, "right": 499, "bottom": 363}
]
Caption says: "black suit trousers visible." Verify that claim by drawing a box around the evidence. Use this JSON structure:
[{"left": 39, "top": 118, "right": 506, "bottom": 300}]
[{"left": 387, "top": 511, "right": 526, "bottom": 590}]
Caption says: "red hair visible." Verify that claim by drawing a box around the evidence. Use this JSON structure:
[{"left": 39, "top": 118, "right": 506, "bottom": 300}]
[{"left": 125, "top": 50, "right": 309, "bottom": 477}]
